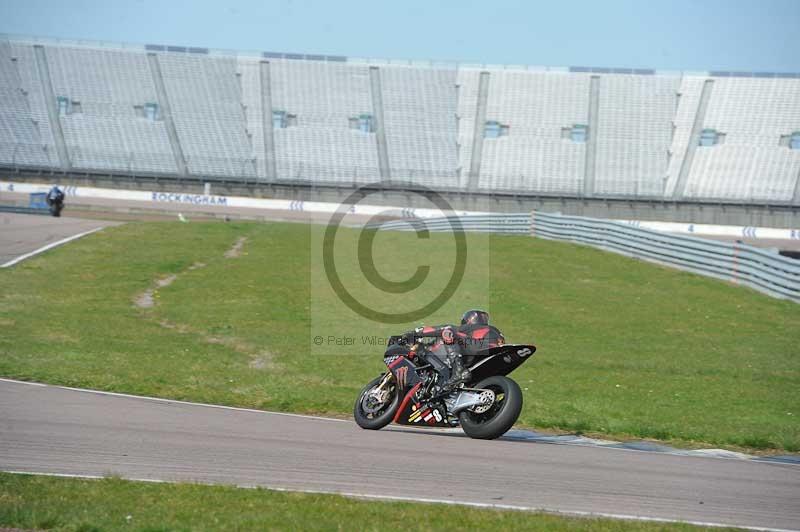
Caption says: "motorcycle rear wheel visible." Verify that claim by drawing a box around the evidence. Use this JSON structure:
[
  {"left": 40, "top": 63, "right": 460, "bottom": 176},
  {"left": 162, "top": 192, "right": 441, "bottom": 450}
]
[
  {"left": 353, "top": 375, "right": 400, "bottom": 430},
  {"left": 458, "top": 376, "right": 522, "bottom": 440}
]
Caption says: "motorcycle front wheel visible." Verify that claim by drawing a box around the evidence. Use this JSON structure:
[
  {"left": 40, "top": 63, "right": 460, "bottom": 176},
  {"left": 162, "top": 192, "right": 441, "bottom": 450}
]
[
  {"left": 353, "top": 374, "right": 400, "bottom": 430},
  {"left": 458, "top": 375, "right": 523, "bottom": 440}
]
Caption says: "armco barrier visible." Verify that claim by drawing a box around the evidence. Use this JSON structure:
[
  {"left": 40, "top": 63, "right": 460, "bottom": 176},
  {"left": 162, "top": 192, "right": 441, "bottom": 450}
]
[
  {"left": 368, "top": 213, "right": 532, "bottom": 234},
  {"left": 375, "top": 212, "right": 800, "bottom": 304}
]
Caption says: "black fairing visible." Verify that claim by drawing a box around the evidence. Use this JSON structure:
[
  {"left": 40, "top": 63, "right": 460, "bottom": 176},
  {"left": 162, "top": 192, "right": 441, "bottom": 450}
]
[
  {"left": 419, "top": 344, "right": 450, "bottom": 377},
  {"left": 466, "top": 344, "right": 536, "bottom": 383},
  {"left": 384, "top": 344, "right": 411, "bottom": 358}
]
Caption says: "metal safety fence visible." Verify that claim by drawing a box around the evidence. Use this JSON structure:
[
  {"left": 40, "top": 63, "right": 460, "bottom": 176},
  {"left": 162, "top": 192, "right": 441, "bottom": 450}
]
[{"left": 374, "top": 212, "right": 800, "bottom": 303}]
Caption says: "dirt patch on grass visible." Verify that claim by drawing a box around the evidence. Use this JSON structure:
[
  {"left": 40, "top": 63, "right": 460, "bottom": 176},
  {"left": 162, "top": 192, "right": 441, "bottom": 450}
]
[
  {"left": 134, "top": 288, "right": 156, "bottom": 309},
  {"left": 224, "top": 236, "right": 247, "bottom": 258},
  {"left": 202, "top": 336, "right": 280, "bottom": 370},
  {"left": 131, "top": 251, "right": 278, "bottom": 369},
  {"left": 158, "top": 319, "right": 191, "bottom": 333},
  {"left": 155, "top": 320, "right": 282, "bottom": 371},
  {"left": 42, "top": 331, "right": 79, "bottom": 343},
  {"left": 156, "top": 274, "right": 177, "bottom": 288},
  {"left": 248, "top": 351, "right": 278, "bottom": 370},
  {"left": 133, "top": 263, "right": 205, "bottom": 309},
  {"left": 134, "top": 274, "right": 177, "bottom": 309}
]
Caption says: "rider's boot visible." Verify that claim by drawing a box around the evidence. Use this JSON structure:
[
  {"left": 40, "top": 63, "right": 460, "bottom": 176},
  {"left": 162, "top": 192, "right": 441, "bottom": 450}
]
[{"left": 441, "top": 353, "right": 471, "bottom": 392}]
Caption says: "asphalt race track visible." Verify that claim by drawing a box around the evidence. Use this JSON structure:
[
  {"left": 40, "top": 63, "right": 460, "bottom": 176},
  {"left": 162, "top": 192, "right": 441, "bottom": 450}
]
[
  {"left": 0, "top": 212, "right": 121, "bottom": 266},
  {"left": 1, "top": 379, "right": 798, "bottom": 531}
]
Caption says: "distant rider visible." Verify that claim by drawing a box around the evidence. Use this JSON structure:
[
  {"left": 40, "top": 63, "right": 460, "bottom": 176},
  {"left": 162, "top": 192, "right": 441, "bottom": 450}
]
[
  {"left": 46, "top": 185, "right": 65, "bottom": 217},
  {"left": 401, "top": 310, "right": 505, "bottom": 392}
]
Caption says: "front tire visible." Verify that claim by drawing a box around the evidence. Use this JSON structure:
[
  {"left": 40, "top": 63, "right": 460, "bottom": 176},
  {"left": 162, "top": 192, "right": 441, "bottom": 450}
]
[
  {"left": 354, "top": 375, "right": 400, "bottom": 430},
  {"left": 458, "top": 376, "right": 522, "bottom": 440}
]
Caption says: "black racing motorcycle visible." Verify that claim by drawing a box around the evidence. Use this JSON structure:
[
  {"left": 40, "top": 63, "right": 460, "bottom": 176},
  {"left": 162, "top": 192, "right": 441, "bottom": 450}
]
[
  {"left": 354, "top": 336, "right": 536, "bottom": 439},
  {"left": 46, "top": 189, "right": 64, "bottom": 217}
]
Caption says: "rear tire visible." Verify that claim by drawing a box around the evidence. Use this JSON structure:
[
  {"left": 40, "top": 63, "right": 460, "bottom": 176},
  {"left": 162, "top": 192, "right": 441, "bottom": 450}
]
[
  {"left": 353, "top": 375, "right": 400, "bottom": 430},
  {"left": 458, "top": 376, "right": 522, "bottom": 440}
]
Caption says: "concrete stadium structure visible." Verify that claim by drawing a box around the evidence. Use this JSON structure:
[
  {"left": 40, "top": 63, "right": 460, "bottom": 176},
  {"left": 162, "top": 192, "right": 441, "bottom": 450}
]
[{"left": 1, "top": 34, "right": 799, "bottom": 226}]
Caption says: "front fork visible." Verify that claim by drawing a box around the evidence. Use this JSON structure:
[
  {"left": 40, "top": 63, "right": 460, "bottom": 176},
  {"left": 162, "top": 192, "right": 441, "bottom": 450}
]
[{"left": 375, "top": 371, "right": 393, "bottom": 392}]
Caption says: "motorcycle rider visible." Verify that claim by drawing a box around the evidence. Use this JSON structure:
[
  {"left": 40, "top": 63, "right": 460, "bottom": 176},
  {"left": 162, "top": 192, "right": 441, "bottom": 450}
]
[
  {"left": 46, "top": 185, "right": 65, "bottom": 217},
  {"left": 402, "top": 309, "right": 505, "bottom": 392}
]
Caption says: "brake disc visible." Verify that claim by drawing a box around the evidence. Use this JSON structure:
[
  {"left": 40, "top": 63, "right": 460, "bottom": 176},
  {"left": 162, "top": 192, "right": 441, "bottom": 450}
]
[
  {"left": 361, "top": 386, "right": 389, "bottom": 414},
  {"left": 471, "top": 389, "right": 496, "bottom": 414}
]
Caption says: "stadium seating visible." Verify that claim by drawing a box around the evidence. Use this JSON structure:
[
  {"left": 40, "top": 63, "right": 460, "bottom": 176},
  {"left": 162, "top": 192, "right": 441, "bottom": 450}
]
[
  {"left": 682, "top": 77, "right": 800, "bottom": 202},
  {"left": 158, "top": 53, "right": 253, "bottom": 177},
  {"left": 594, "top": 74, "right": 680, "bottom": 197},
  {"left": 663, "top": 76, "right": 706, "bottom": 198},
  {"left": 1, "top": 36, "right": 798, "bottom": 204},
  {"left": 380, "top": 66, "right": 459, "bottom": 187},
  {"left": 480, "top": 70, "right": 590, "bottom": 195},
  {"left": 266, "top": 58, "right": 380, "bottom": 184},
  {"left": 455, "top": 68, "right": 481, "bottom": 189},
  {"left": 46, "top": 45, "right": 177, "bottom": 173},
  {"left": 1, "top": 42, "right": 57, "bottom": 167}
]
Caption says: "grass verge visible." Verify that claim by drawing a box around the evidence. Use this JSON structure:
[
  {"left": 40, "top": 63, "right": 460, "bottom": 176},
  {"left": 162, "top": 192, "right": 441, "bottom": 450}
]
[
  {"left": 0, "top": 472, "right": 728, "bottom": 531},
  {"left": 0, "top": 221, "right": 798, "bottom": 451}
]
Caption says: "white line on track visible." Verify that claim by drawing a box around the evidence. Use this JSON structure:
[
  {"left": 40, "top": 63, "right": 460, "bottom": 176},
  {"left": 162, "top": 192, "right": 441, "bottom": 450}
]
[
  {"left": 0, "top": 227, "right": 105, "bottom": 268},
  {"left": 0, "top": 377, "right": 349, "bottom": 423},
  {"left": 2, "top": 470, "right": 796, "bottom": 532},
  {"left": 0, "top": 378, "right": 46, "bottom": 386}
]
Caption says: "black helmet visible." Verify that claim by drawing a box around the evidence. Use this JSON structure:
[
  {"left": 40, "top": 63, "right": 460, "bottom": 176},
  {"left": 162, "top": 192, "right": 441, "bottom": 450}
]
[{"left": 461, "top": 309, "right": 489, "bottom": 326}]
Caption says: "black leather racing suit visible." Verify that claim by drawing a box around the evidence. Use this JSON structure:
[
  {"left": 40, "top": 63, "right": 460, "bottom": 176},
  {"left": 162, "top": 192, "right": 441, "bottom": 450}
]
[{"left": 406, "top": 323, "right": 505, "bottom": 389}]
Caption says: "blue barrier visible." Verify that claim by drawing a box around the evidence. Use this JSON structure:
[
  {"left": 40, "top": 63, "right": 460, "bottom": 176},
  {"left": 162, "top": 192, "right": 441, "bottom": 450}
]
[{"left": 29, "top": 192, "right": 48, "bottom": 210}]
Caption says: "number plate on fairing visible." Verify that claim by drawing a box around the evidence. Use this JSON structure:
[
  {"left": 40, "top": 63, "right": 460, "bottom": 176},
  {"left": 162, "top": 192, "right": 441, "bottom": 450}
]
[{"left": 395, "top": 400, "right": 449, "bottom": 427}]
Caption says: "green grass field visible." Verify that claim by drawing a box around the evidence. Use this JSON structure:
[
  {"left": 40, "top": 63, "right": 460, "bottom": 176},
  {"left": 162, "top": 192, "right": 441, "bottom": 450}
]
[
  {"left": 1, "top": 220, "right": 798, "bottom": 451},
  {"left": 0, "top": 473, "right": 727, "bottom": 531}
]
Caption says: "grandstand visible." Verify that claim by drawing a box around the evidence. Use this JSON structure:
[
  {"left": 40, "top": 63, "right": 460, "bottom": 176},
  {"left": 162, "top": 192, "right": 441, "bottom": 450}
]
[{"left": 1, "top": 34, "right": 799, "bottom": 207}]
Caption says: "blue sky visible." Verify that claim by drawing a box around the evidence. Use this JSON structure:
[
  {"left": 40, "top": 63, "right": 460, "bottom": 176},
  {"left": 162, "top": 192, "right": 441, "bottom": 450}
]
[{"left": 0, "top": 0, "right": 798, "bottom": 72}]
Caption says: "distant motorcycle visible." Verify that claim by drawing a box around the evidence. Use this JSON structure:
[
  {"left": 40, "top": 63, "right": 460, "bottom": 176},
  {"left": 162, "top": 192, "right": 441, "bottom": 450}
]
[
  {"left": 46, "top": 187, "right": 64, "bottom": 217},
  {"left": 354, "top": 335, "right": 536, "bottom": 440}
]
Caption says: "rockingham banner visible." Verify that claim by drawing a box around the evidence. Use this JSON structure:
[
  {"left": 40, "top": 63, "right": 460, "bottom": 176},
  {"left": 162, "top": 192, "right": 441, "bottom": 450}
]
[
  {"left": 0, "top": 181, "right": 483, "bottom": 220},
  {"left": 2, "top": 180, "right": 798, "bottom": 240}
]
